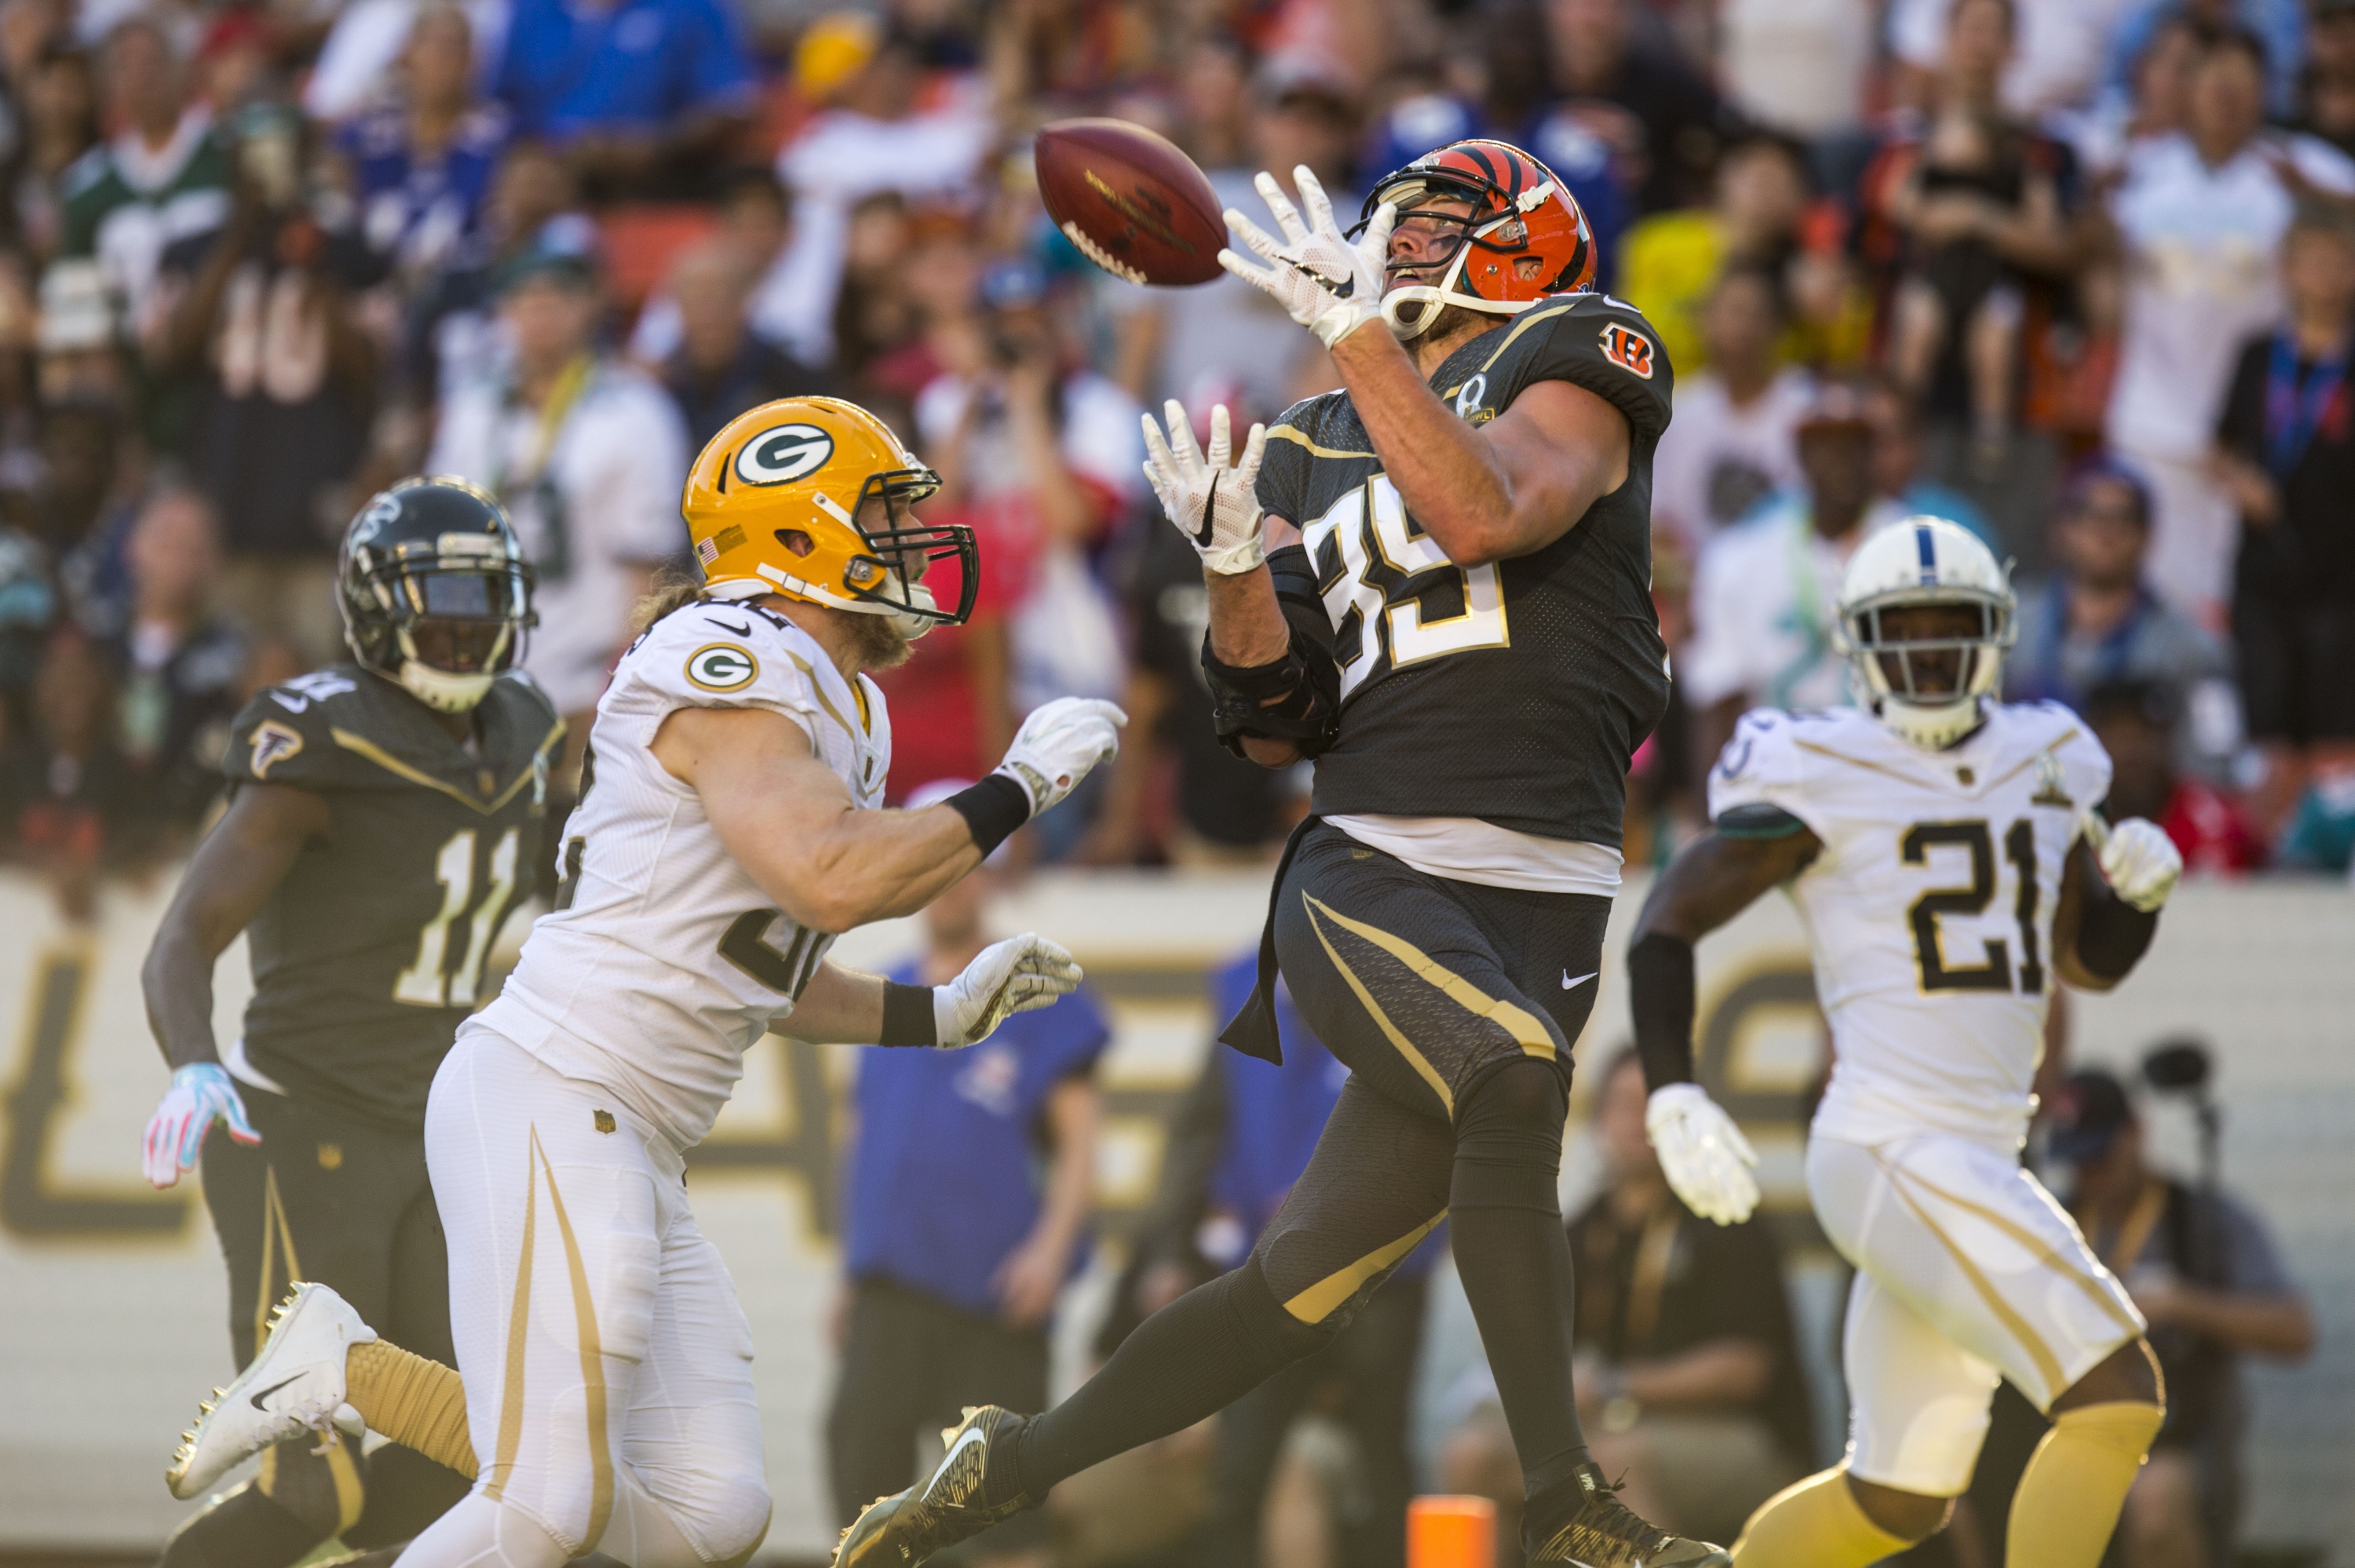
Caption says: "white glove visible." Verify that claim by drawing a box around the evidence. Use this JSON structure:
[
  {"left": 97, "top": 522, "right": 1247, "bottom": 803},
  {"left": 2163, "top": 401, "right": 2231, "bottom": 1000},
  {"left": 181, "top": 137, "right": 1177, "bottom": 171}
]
[
  {"left": 935, "top": 933, "right": 1086, "bottom": 1048},
  {"left": 1219, "top": 167, "right": 1397, "bottom": 349},
  {"left": 2082, "top": 811, "right": 2182, "bottom": 913},
  {"left": 1645, "top": 1084, "right": 1760, "bottom": 1227},
  {"left": 1142, "top": 401, "right": 1268, "bottom": 575},
  {"left": 994, "top": 698, "right": 1126, "bottom": 818},
  {"left": 143, "top": 1063, "right": 260, "bottom": 1189}
]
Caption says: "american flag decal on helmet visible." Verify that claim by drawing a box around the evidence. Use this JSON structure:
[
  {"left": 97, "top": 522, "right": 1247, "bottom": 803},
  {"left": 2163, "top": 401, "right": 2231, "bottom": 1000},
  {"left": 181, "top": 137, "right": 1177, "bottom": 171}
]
[{"left": 696, "top": 535, "right": 721, "bottom": 567}]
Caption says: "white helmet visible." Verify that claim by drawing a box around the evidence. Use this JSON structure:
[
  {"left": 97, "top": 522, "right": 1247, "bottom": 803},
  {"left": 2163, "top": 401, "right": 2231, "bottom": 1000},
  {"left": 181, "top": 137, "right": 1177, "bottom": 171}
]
[{"left": 1832, "top": 516, "right": 2015, "bottom": 749}]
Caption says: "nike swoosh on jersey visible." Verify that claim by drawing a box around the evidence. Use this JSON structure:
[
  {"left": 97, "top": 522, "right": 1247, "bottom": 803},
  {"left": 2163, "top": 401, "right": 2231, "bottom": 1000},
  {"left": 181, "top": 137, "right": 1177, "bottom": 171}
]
[
  {"left": 1561, "top": 970, "right": 1597, "bottom": 990},
  {"left": 271, "top": 693, "right": 309, "bottom": 713},
  {"left": 710, "top": 618, "right": 754, "bottom": 637}
]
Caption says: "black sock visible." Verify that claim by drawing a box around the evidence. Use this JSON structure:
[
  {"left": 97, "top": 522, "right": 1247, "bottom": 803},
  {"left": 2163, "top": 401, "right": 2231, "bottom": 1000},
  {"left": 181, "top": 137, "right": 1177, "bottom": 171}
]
[
  {"left": 1448, "top": 1062, "right": 1592, "bottom": 1542},
  {"left": 156, "top": 1482, "right": 325, "bottom": 1568},
  {"left": 1005, "top": 1258, "right": 1327, "bottom": 1502}
]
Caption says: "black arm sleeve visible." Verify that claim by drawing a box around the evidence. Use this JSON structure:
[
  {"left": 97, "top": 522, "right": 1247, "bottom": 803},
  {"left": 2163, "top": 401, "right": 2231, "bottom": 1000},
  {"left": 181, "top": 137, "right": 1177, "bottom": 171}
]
[
  {"left": 1627, "top": 930, "right": 1699, "bottom": 1090},
  {"left": 1200, "top": 544, "right": 1342, "bottom": 760},
  {"left": 2074, "top": 888, "right": 2160, "bottom": 981}
]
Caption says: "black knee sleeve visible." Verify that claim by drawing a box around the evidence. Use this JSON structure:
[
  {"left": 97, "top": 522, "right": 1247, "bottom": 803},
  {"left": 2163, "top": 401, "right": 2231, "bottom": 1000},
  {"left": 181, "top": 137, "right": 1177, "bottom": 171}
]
[
  {"left": 1450, "top": 1059, "right": 1569, "bottom": 1214},
  {"left": 1221, "top": 1254, "right": 1340, "bottom": 1362}
]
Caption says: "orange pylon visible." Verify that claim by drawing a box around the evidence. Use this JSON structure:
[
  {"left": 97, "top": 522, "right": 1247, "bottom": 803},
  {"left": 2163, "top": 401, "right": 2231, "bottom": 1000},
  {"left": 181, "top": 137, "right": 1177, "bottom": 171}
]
[{"left": 1408, "top": 1494, "right": 1496, "bottom": 1568}]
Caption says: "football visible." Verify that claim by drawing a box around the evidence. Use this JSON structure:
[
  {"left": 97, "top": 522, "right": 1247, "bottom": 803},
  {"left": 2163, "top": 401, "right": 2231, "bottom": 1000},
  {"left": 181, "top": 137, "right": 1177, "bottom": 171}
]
[{"left": 1035, "top": 118, "right": 1229, "bottom": 287}]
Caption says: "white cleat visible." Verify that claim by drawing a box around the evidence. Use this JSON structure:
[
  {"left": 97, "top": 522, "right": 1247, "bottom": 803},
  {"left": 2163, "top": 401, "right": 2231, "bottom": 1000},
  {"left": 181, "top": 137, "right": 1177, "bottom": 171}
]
[{"left": 166, "top": 1281, "right": 377, "bottom": 1500}]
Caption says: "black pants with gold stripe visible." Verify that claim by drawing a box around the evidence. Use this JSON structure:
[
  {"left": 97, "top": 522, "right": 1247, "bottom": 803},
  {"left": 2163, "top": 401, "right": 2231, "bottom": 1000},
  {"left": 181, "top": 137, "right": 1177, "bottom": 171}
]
[
  {"left": 1016, "top": 823, "right": 1611, "bottom": 1543},
  {"left": 177, "top": 1085, "right": 469, "bottom": 1561}
]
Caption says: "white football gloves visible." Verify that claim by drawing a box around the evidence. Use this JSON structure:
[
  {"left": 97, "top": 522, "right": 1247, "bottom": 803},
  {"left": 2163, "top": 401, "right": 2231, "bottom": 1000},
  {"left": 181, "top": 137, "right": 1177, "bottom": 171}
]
[
  {"left": 1220, "top": 167, "right": 1397, "bottom": 350},
  {"left": 2081, "top": 811, "right": 2182, "bottom": 913},
  {"left": 1645, "top": 1084, "right": 1760, "bottom": 1227},
  {"left": 143, "top": 1062, "right": 259, "bottom": 1189},
  {"left": 994, "top": 697, "right": 1126, "bottom": 818},
  {"left": 936, "top": 933, "right": 1086, "bottom": 1048},
  {"left": 1142, "top": 400, "right": 1267, "bottom": 575}
]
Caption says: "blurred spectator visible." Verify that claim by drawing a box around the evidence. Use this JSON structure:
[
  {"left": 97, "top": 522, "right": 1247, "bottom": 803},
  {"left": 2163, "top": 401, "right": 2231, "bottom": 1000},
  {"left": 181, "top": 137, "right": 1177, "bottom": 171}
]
[
  {"left": 2273, "top": 757, "right": 2355, "bottom": 870},
  {"left": 2069, "top": 13, "right": 2200, "bottom": 180},
  {"left": 1718, "top": 0, "right": 1875, "bottom": 136},
  {"left": 1649, "top": 263, "right": 1812, "bottom": 545},
  {"left": 916, "top": 261, "right": 1140, "bottom": 847},
  {"left": 629, "top": 162, "right": 792, "bottom": 366},
  {"left": 2105, "top": 27, "right": 2355, "bottom": 629},
  {"left": 2, "top": 624, "right": 137, "bottom": 916},
  {"left": 1617, "top": 131, "right": 1813, "bottom": 381},
  {"left": 1892, "top": 0, "right": 2136, "bottom": 118},
  {"left": 428, "top": 234, "right": 688, "bottom": 746},
  {"left": 305, "top": 0, "right": 508, "bottom": 125},
  {"left": 336, "top": 5, "right": 509, "bottom": 289},
  {"left": 2083, "top": 678, "right": 2265, "bottom": 871},
  {"left": 11, "top": 38, "right": 98, "bottom": 259},
  {"left": 1130, "top": 952, "right": 1437, "bottom": 1568},
  {"left": 1083, "top": 508, "right": 1297, "bottom": 866},
  {"left": 106, "top": 483, "right": 242, "bottom": 836},
  {"left": 403, "top": 139, "right": 591, "bottom": 405},
  {"left": 60, "top": 15, "right": 228, "bottom": 334},
  {"left": 1486, "top": 0, "right": 1738, "bottom": 217},
  {"left": 828, "top": 802, "right": 1106, "bottom": 1566},
  {"left": 34, "top": 254, "right": 121, "bottom": 407},
  {"left": 2051, "top": 1068, "right": 2315, "bottom": 1564},
  {"left": 157, "top": 104, "right": 382, "bottom": 669},
  {"left": 1678, "top": 379, "right": 1906, "bottom": 758},
  {"left": 492, "top": 0, "right": 757, "bottom": 196},
  {"left": 655, "top": 238, "right": 829, "bottom": 449},
  {"left": 0, "top": 523, "right": 55, "bottom": 697},
  {"left": 2214, "top": 203, "right": 2355, "bottom": 818},
  {"left": 2008, "top": 458, "right": 2242, "bottom": 784},
  {"left": 2302, "top": 0, "right": 2355, "bottom": 159},
  {"left": 1879, "top": 0, "right": 2079, "bottom": 469},
  {"left": 1438, "top": 1051, "right": 1808, "bottom": 1548},
  {"left": 2104, "top": 0, "right": 2309, "bottom": 116},
  {"left": 761, "top": 24, "right": 992, "bottom": 366},
  {"left": 1864, "top": 372, "right": 1997, "bottom": 542}
]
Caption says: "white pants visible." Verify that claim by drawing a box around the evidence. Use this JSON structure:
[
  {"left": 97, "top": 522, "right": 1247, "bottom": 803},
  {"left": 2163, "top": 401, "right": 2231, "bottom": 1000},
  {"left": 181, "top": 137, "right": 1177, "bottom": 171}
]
[
  {"left": 1808, "top": 1132, "right": 2145, "bottom": 1497},
  {"left": 407, "top": 1030, "right": 770, "bottom": 1565}
]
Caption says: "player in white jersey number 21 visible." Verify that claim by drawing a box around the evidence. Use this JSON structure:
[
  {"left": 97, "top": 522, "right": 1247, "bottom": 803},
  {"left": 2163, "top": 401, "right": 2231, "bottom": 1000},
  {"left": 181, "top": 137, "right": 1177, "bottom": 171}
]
[
  {"left": 1623, "top": 518, "right": 2183, "bottom": 1568},
  {"left": 161, "top": 398, "right": 1125, "bottom": 1568}
]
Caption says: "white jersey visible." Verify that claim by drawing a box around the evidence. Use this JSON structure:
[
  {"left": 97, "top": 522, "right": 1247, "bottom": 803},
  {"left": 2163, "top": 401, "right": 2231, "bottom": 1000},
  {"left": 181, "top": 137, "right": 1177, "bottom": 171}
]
[
  {"left": 1707, "top": 701, "right": 2111, "bottom": 1148},
  {"left": 472, "top": 600, "right": 889, "bottom": 1150}
]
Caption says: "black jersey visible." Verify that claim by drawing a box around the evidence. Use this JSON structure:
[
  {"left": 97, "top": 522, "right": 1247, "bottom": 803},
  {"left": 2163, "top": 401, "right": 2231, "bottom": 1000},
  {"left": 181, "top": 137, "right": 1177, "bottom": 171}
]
[
  {"left": 1257, "top": 292, "right": 1674, "bottom": 848},
  {"left": 223, "top": 665, "right": 563, "bottom": 1130}
]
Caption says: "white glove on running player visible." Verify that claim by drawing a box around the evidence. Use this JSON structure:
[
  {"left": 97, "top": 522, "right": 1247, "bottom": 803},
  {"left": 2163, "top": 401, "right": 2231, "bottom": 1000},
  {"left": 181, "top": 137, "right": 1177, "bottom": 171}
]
[
  {"left": 1645, "top": 1084, "right": 1760, "bottom": 1227},
  {"left": 994, "top": 698, "right": 1126, "bottom": 818},
  {"left": 1220, "top": 167, "right": 1397, "bottom": 350},
  {"left": 2082, "top": 811, "right": 2182, "bottom": 913},
  {"left": 142, "top": 1062, "right": 260, "bottom": 1189},
  {"left": 1143, "top": 401, "right": 1268, "bottom": 575},
  {"left": 936, "top": 934, "right": 1086, "bottom": 1048}
]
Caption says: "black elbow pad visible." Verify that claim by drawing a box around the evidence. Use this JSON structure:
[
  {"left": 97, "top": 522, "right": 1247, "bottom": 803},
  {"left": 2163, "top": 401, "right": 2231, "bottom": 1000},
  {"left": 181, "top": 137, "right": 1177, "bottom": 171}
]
[
  {"left": 2075, "top": 892, "right": 2159, "bottom": 981},
  {"left": 1201, "top": 545, "right": 1341, "bottom": 759}
]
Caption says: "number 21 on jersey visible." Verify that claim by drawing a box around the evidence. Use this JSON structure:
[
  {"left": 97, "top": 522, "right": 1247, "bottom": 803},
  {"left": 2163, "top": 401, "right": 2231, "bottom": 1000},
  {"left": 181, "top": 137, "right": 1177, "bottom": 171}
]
[
  {"left": 1902, "top": 819, "right": 2046, "bottom": 995},
  {"left": 1302, "top": 475, "right": 1509, "bottom": 700}
]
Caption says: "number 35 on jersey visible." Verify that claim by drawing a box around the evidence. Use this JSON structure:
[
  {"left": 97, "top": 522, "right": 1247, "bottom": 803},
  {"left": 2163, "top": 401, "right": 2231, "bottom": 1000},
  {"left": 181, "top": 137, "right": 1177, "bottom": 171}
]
[{"left": 1302, "top": 474, "right": 1508, "bottom": 701}]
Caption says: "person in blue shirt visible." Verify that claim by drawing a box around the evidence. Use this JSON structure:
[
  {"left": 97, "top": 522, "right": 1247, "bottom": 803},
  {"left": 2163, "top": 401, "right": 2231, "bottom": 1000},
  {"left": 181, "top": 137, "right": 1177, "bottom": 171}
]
[
  {"left": 335, "top": 6, "right": 509, "bottom": 287},
  {"left": 491, "top": 0, "right": 757, "bottom": 195},
  {"left": 828, "top": 782, "right": 1108, "bottom": 1566},
  {"left": 1121, "top": 950, "right": 1441, "bottom": 1568}
]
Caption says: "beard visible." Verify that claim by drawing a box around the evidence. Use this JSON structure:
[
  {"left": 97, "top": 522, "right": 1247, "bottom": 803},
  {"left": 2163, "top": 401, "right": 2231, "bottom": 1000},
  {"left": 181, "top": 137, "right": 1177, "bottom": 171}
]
[
  {"left": 844, "top": 610, "right": 915, "bottom": 671},
  {"left": 1412, "top": 301, "right": 1498, "bottom": 345}
]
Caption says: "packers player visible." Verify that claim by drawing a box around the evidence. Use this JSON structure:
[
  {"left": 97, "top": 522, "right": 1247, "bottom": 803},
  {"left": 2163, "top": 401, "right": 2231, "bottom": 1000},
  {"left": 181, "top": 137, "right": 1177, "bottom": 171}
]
[
  {"left": 162, "top": 397, "right": 1123, "bottom": 1568},
  {"left": 142, "top": 479, "right": 559, "bottom": 1567},
  {"left": 1623, "top": 518, "right": 2182, "bottom": 1568},
  {"left": 840, "top": 140, "right": 1719, "bottom": 1566}
]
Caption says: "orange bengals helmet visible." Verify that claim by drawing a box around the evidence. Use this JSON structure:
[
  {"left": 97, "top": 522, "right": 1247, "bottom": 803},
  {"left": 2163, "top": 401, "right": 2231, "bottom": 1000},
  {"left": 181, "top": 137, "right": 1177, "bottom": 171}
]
[
  {"left": 684, "top": 396, "right": 977, "bottom": 636},
  {"left": 1351, "top": 139, "right": 1596, "bottom": 341}
]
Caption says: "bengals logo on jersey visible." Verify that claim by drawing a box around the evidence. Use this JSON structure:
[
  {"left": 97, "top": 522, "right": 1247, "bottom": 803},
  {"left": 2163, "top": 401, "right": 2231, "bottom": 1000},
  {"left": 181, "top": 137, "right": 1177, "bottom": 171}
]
[{"left": 1599, "top": 323, "right": 1656, "bottom": 380}]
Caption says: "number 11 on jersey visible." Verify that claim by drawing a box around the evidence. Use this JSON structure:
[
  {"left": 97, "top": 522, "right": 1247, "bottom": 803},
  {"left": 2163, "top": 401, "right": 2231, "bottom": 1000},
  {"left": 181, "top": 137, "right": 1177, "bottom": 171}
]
[{"left": 394, "top": 826, "right": 521, "bottom": 1007}]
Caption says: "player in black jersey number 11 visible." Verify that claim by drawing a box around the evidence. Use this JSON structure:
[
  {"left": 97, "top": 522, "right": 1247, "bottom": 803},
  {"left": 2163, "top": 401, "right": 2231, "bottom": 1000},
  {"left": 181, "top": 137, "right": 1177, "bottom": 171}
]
[{"left": 837, "top": 140, "right": 1721, "bottom": 1568}]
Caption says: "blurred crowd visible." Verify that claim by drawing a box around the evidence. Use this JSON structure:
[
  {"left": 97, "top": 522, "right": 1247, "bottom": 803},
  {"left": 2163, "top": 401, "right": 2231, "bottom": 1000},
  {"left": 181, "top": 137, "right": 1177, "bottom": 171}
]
[{"left": 1, "top": 0, "right": 2353, "bottom": 902}]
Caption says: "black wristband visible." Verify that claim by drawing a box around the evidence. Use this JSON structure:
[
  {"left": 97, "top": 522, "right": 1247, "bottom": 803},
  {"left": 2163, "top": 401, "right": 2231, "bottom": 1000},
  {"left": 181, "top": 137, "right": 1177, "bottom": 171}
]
[
  {"left": 944, "top": 774, "right": 1031, "bottom": 857},
  {"left": 1627, "top": 930, "right": 1698, "bottom": 1091},
  {"left": 2075, "top": 891, "right": 2159, "bottom": 981},
  {"left": 879, "top": 980, "right": 938, "bottom": 1047}
]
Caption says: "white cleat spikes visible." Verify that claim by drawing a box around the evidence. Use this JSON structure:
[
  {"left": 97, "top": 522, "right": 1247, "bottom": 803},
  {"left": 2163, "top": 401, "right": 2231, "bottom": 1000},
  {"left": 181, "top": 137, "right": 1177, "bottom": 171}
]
[{"left": 165, "top": 1281, "right": 378, "bottom": 1501}]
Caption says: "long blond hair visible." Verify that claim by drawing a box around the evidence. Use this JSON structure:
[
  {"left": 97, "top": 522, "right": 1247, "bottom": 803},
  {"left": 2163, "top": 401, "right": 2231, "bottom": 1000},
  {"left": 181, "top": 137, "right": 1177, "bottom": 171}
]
[{"left": 630, "top": 567, "right": 708, "bottom": 634}]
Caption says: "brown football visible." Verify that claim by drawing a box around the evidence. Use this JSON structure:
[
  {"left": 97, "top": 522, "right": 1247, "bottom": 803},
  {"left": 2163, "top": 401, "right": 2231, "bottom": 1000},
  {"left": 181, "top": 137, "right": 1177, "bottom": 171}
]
[{"left": 1035, "top": 118, "right": 1228, "bottom": 287}]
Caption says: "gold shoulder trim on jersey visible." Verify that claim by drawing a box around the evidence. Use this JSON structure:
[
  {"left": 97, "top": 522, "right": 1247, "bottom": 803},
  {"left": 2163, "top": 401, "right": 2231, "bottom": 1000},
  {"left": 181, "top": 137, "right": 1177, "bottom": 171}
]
[
  {"left": 783, "top": 650, "right": 862, "bottom": 745},
  {"left": 330, "top": 725, "right": 558, "bottom": 815},
  {"left": 1977, "top": 727, "right": 2083, "bottom": 794},
  {"left": 1283, "top": 1211, "right": 1448, "bottom": 1326},
  {"left": 1791, "top": 738, "right": 1923, "bottom": 789},
  {"left": 1473, "top": 298, "right": 1582, "bottom": 374},
  {"left": 1266, "top": 424, "right": 1376, "bottom": 461}
]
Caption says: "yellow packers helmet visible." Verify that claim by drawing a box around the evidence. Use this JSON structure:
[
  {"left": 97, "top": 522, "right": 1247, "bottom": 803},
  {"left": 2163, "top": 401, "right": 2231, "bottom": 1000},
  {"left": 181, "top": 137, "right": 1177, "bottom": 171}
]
[{"left": 683, "top": 396, "right": 979, "bottom": 636}]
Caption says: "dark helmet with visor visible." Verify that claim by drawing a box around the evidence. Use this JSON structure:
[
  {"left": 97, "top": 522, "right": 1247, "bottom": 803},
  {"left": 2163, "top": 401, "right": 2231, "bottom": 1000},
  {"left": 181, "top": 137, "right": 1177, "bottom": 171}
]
[{"left": 339, "top": 477, "right": 535, "bottom": 713}]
